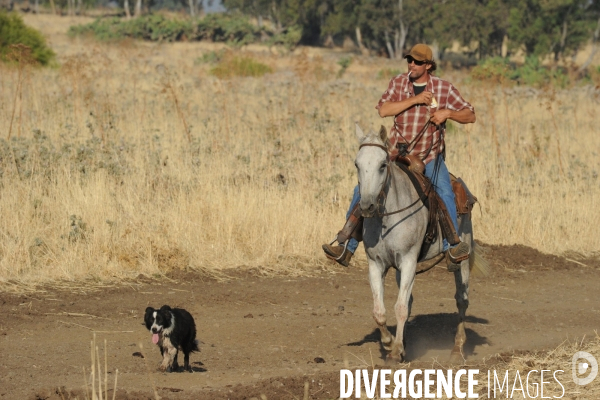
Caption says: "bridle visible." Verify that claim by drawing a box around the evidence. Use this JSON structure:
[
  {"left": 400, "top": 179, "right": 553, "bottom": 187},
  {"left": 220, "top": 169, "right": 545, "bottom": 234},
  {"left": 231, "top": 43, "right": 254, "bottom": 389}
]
[{"left": 357, "top": 142, "right": 429, "bottom": 218}]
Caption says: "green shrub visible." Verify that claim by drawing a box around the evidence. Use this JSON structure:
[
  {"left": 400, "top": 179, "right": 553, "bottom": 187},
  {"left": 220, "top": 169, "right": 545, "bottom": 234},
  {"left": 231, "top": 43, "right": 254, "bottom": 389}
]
[
  {"left": 69, "top": 13, "right": 261, "bottom": 46},
  {"left": 193, "top": 13, "right": 259, "bottom": 46},
  {"left": 68, "top": 17, "right": 123, "bottom": 41},
  {"left": 69, "top": 14, "right": 192, "bottom": 42},
  {"left": 0, "top": 11, "right": 55, "bottom": 66},
  {"left": 209, "top": 55, "right": 272, "bottom": 79},
  {"left": 125, "top": 14, "right": 191, "bottom": 41},
  {"left": 510, "top": 56, "right": 569, "bottom": 88},
  {"left": 336, "top": 56, "right": 352, "bottom": 78},
  {"left": 267, "top": 25, "right": 302, "bottom": 50},
  {"left": 471, "top": 57, "right": 511, "bottom": 82},
  {"left": 472, "top": 56, "right": 570, "bottom": 88}
]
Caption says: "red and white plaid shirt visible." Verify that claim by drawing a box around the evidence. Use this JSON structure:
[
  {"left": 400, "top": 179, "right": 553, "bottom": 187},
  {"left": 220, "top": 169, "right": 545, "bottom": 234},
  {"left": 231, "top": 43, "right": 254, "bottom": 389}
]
[{"left": 376, "top": 73, "right": 474, "bottom": 164}]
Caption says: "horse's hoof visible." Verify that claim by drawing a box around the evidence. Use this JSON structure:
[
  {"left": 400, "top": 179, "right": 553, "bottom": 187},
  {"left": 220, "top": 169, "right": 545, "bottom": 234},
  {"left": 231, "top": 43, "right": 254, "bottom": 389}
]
[
  {"left": 380, "top": 336, "right": 393, "bottom": 352},
  {"left": 385, "top": 354, "right": 405, "bottom": 365}
]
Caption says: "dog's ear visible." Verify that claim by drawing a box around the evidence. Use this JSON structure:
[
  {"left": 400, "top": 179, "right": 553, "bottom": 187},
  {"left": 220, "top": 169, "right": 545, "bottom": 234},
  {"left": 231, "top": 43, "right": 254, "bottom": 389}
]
[
  {"left": 160, "top": 305, "right": 172, "bottom": 312},
  {"left": 143, "top": 307, "right": 155, "bottom": 330}
]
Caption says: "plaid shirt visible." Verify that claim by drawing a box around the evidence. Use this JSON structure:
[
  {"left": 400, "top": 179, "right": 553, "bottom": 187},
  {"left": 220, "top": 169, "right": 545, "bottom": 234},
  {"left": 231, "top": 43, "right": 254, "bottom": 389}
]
[{"left": 376, "top": 73, "right": 474, "bottom": 164}]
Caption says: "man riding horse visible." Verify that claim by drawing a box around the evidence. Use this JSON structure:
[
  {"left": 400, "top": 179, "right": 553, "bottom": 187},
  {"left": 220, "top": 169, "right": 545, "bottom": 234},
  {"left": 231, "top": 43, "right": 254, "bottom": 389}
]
[{"left": 323, "top": 43, "right": 476, "bottom": 269}]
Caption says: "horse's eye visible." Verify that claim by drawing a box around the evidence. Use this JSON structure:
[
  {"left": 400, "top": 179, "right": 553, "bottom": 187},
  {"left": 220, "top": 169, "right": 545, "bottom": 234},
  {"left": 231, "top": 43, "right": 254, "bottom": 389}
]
[
  {"left": 380, "top": 162, "right": 387, "bottom": 171},
  {"left": 354, "top": 162, "right": 359, "bottom": 169}
]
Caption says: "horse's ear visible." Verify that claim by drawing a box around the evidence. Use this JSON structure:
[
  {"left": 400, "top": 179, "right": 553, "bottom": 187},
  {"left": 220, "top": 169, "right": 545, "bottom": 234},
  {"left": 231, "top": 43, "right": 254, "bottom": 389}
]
[
  {"left": 379, "top": 125, "right": 388, "bottom": 143},
  {"left": 355, "top": 122, "right": 366, "bottom": 141}
]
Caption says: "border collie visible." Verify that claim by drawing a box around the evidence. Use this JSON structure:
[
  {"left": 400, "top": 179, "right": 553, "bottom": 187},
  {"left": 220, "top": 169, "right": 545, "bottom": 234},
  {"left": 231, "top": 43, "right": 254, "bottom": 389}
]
[{"left": 144, "top": 305, "right": 199, "bottom": 372}]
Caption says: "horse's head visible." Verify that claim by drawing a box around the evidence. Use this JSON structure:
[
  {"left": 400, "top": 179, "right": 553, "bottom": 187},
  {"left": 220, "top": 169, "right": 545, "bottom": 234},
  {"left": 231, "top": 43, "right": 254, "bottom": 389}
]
[{"left": 354, "top": 123, "right": 390, "bottom": 218}]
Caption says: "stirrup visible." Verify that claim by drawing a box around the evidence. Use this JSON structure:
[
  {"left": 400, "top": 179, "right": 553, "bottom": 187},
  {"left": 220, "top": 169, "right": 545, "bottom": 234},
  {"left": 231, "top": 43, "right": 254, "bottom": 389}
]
[
  {"left": 446, "top": 257, "right": 461, "bottom": 272},
  {"left": 447, "top": 242, "right": 470, "bottom": 264},
  {"left": 328, "top": 238, "right": 349, "bottom": 262}
]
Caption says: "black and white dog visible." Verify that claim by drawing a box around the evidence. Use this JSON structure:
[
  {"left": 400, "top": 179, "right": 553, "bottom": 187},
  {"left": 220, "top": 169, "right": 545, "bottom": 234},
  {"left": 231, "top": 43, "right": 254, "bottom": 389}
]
[{"left": 144, "top": 305, "right": 199, "bottom": 372}]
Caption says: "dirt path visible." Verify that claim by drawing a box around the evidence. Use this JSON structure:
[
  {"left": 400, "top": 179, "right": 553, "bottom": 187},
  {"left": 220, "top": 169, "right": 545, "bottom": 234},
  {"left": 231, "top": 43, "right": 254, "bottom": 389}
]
[{"left": 1, "top": 244, "right": 599, "bottom": 399}]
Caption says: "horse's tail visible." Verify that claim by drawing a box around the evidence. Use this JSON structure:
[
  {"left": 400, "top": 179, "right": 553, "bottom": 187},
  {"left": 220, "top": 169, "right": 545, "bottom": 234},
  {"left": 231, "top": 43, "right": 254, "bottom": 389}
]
[{"left": 469, "top": 242, "right": 491, "bottom": 277}]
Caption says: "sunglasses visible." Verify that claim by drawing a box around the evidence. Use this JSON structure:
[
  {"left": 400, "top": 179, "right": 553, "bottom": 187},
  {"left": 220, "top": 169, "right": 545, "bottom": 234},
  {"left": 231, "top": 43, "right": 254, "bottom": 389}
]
[{"left": 406, "top": 57, "right": 426, "bottom": 66}]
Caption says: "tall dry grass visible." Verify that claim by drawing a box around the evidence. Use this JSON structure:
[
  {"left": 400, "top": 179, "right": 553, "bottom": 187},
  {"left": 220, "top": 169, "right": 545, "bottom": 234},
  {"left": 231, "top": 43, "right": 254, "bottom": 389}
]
[
  {"left": 475, "top": 333, "right": 600, "bottom": 399},
  {"left": 0, "top": 15, "right": 599, "bottom": 285},
  {"left": 342, "top": 333, "right": 600, "bottom": 399}
]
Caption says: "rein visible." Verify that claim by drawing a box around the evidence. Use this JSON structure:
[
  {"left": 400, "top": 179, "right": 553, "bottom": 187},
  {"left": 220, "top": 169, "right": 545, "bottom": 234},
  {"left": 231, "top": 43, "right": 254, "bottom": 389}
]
[{"left": 358, "top": 142, "right": 431, "bottom": 218}]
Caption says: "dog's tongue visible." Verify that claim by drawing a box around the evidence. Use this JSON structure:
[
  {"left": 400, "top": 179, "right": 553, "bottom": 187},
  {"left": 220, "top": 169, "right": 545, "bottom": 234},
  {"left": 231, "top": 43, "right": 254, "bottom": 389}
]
[{"left": 152, "top": 333, "right": 159, "bottom": 344}]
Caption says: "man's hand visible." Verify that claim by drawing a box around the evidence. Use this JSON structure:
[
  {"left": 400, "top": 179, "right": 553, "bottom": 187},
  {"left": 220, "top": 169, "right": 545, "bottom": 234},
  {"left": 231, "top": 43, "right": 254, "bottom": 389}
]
[
  {"left": 430, "top": 109, "right": 452, "bottom": 125},
  {"left": 413, "top": 91, "right": 433, "bottom": 106}
]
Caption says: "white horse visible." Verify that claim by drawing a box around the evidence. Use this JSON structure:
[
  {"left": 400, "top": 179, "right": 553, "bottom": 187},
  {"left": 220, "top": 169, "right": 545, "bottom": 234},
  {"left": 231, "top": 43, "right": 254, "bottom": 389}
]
[{"left": 354, "top": 124, "right": 488, "bottom": 363}]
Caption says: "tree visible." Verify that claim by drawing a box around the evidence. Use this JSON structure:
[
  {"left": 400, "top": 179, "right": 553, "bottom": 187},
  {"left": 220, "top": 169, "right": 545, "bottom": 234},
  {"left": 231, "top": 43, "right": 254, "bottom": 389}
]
[
  {"left": 507, "top": 0, "right": 593, "bottom": 60},
  {"left": 427, "top": 0, "right": 508, "bottom": 59},
  {"left": 579, "top": 0, "right": 600, "bottom": 70},
  {"left": 222, "top": 0, "right": 323, "bottom": 43},
  {"left": 220, "top": 0, "right": 600, "bottom": 63}
]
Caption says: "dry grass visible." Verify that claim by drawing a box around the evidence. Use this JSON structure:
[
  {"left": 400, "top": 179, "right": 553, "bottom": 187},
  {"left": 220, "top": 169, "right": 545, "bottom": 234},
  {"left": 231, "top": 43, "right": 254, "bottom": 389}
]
[
  {"left": 345, "top": 333, "right": 600, "bottom": 399},
  {"left": 475, "top": 332, "right": 600, "bottom": 399},
  {"left": 79, "top": 333, "right": 119, "bottom": 400},
  {"left": 0, "top": 14, "right": 599, "bottom": 286}
]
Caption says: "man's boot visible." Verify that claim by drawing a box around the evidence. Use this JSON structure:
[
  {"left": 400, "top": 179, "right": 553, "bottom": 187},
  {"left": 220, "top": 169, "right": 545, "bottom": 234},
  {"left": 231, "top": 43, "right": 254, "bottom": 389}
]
[
  {"left": 322, "top": 243, "right": 353, "bottom": 267},
  {"left": 322, "top": 202, "right": 362, "bottom": 267},
  {"left": 445, "top": 241, "right": 470, "bottom": 272},
  {"left": 435, "top": 194, "right": 470, "bottom": 272}
]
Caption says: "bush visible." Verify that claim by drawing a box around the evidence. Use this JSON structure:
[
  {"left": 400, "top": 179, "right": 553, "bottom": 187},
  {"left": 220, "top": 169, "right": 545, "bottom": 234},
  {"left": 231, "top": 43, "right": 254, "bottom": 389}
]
[
  {"left": 209, "top": 55, "right": 272, "bottom": 79},
  {"left": 0, "top": 11, "right": 55, "bottom": 66},
  {"left": 69, "top": 14, "right": 192, "bottom": 42},
  {"left": 510, "top": 56, "right": 569, "bottom": 88},
  {"left": 471, "top": 57, "right": 511, "bottom": 82},
  {"left": 68, "top": 13, "right": 304, "bottom": 50},
  {"left": 69, "top": 13, "right": 261, "bottom": 45},
  {"left": 336, "top": 56, "right": 352, "bottom": 78},
  {"left": 125, "top": 14, "right": 192, "bottom": 41},
  {"left": 472, "top": 56, "right": 570, "bottom": 88},
  {"left": 194, "top": 13, "right": 259, "bottom": 46},
  {"left": 267, "top": 25, "right": 302, "bottom": 50}
]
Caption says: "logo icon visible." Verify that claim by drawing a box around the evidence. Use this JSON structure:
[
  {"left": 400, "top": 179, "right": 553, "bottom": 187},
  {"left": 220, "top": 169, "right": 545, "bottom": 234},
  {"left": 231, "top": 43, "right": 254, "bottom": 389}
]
[{"left": 572, "top": 351, "right": 598, "bottom": 386}]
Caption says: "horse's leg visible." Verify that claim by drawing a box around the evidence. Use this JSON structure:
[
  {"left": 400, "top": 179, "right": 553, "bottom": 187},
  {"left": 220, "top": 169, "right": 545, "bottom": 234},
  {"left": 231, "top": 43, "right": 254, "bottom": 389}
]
[
  {"left": 368, "top": 260, "right": 393, "bottom": 353},
  {"left": 395, "top": 270, "right": 414, "bottom": 316},
  {"left": 395, "top": 269, "right": 414, "bottom": 349},
  {"left": 451, "top": 259, "right": 470, "bottom": 362},
  {"left": 451, "top": 215, "right": 472, "bottom": 363},
  {"left": 388, "top": 257, "right": 417, "bottom": 363}
]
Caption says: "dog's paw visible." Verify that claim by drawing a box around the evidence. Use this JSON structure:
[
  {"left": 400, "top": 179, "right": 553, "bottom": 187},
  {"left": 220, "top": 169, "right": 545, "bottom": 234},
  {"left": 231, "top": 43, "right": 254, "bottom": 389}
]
[
  {"left": 166, "top": 365, "right": 173, "bottom": 373},
  {"left": 159, "top": 365, "right": 167, "bottom": 372}
]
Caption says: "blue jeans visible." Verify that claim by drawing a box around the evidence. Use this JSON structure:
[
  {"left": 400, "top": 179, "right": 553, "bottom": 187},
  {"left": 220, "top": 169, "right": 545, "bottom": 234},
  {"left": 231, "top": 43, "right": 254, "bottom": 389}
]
[{"left": 345, "top": 155, "right": 458, "bottom": 253}]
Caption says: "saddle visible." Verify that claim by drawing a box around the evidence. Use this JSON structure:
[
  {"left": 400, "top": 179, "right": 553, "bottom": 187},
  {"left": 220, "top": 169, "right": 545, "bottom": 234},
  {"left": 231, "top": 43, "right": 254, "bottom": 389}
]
[
  {"left": 394, "top": 159, "right": 477, "bottom": 258},
  {"left": 335, "top": 157, "right": 477, "bottom": 257}
]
